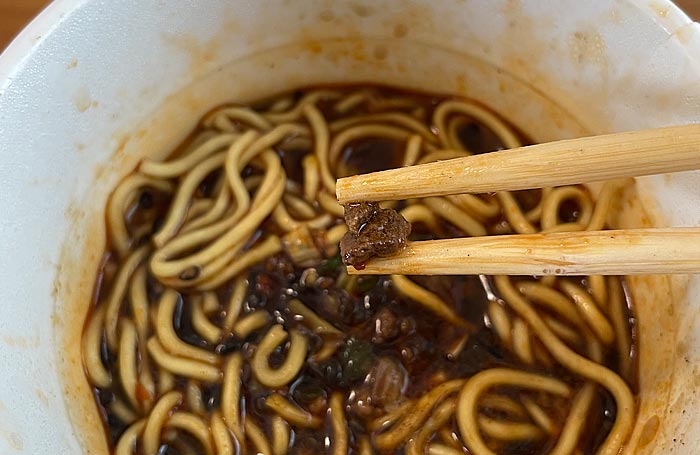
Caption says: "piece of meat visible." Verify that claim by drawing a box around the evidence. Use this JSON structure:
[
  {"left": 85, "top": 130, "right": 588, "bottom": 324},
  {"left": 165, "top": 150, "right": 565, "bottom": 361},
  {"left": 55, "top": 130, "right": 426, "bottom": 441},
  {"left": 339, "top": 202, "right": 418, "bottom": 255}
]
[
  {"left": 372, "top": 308, "right": 400, "bottom": 344},
  {"left": 349, "top": 356, "right": 408, "bottom": 417},
  {"left": 281, "top": 225, "right": 322, "bottom": 267},
  {"left": 340, "top": 202, "right": 411, "bottom": 269},
  {"left": 343, "top": 202, "right": 380, "bottom": 232}
]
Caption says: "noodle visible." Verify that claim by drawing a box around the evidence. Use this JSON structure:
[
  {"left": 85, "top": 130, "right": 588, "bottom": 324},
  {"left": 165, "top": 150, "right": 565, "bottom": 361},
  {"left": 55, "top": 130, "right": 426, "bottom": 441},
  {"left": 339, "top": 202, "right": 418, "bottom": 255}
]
[
  {"left": 517, "top": 281, "right": 584, "bottom": 326},
  {"left": 494, "top": 276, "right": 635, "bottom": 455},
  {"left": 329, "top": 393, "right": 349, "bottom": 455},
  {"left": 150, "top": 149, "right": 284, "bottom": 286},
  {"left": 167, "top": 412, "right": 214, "bottom": 454},
  {"left": 304, "top": 104, "right": 335, "bottom": 193},
  {"left": 265, "top": 393, "right": 322, "bottom": 428},
  {"left": 328, "top": 124, "right": 415, "bottom": 171},
  {"left": 222, "top": 353, "right": 246, "bottom": 452},
  {"left": 358, "top": 435, "right": 373, "bottom": 455},
  {"left": 423, "top": 197, "right": 488, "bottom": 237},
  {"left": 222, "top": 277, "right": 247, "bottom": 334},
  {"left": 141, "top": 134, "right": 238, "bottom": 178},
  {"left": 232, "top": 310, "right": 271, "bottom": 339},
  {"left": 244, "top": 417, "right": 272, "bottom": 455},
  {"left": 191, "top": 293, "right": 222, "bottom": 344},
  {"left": 429, "top": 443, "right": 465, "bottom": 455},
  {"left": 446, "top": 193, "right": 501, "bottom": 221},
  {"left": 478, "top": 416, "right": 544, "bottom": 441},
  {"left": 155, "top": 290, "right": 219, "bottom": 364},
  {"left": 83, "top": 305, "right": 111, "bottom": 388},
  {"left": 271, "top": 415, "right": 290, "bottom": 455},
  {"left": 129, "top": 266, "right": 150, "bottom": 340},
  {"left": 368, "top": 400, "right": 415, "bottom": 432},
  {"left": 264, "top": 90, "right": 340, "bottom": 124},
  {"left": 400, "top": 204, "right": 441, "bottom": 232},
  {"left": 433, "top": 100, "right": 521, "bottom": 149},
  {"left": 548, "top": 383, "right": 597, "bottom": 455},
  {"left": 288, "top": 299, "right": 342, "bottom": 336},
  {"left": 146, "top": 338, "right": 221, "bottom": 382},
  {"left": 589, "top": 274, "right": 608, "bottom": 310},
  {"left": 211, "top": 412, "right": 234, "bottom": 455},
  {"left": 208, "top": 106, "right": 274, "bottom": 131},
  {"left": 183, "top": 183, "right": 232, "bottom": 234},
  {"left": 540, "top": 186, "right": 594, "bottom": 231},
  {"left": 118, "top": 319, "right": 140, "bottom": 409},
  {"left": 402, "top": 134, "right": 423, "bottom": 166},
  {"left": 511, "top": 318, "right": 534, "bottom": 364},
  {"left": 479, "top": 394, "right": 527, "bottom": 419},
  {"left": 153, "top": 151, "right": 229, "bottom": 246},
  {"left": 107, "top": 175, "right": 173, "bottom": 256},
  {"left": 157, "top": 369, "right": 175, "bottom": 396},
  {"left": 114, "top": 419, "right": 145, "bottom": 455},
  {"left": 457, "top": 369, "right": 570, "bottom": 455},
  {"left": 284, "top": 193, "right": 317, "bottom": 219},
  {"left": 329, "top": 112, "right": 438, "bottom": 143},
  {"left": 497, "top": 192, "right": 537, "bottom": 234},
  {"left": 105, "top": 245, "right": 149, "bottom": 348},
  {"left": 406, "top": 399, "right": 456, "bottom": 455},
  {"left": 142, "top": 391, "right": 182, "bottom": 455},
  {"left": 197, "top": 235, "right": 282, "bottom": 290},
  {"left": 111, "top": 398, "right": 138, "bottom": 425},
  {"left": 558, "top": 280, "right": 614, "bottom": 345},
  {"left": 437, "top": 428, "right": 461, "bottom": 450},
  {"left": 392, "top": 275, "right": 470, "bottom": 328},
  {"left": 587, "top": 182, "right": 618, "bottom": 230},
  {"left": 487, "top": 299, "right": 513, "bottom": 345},
  {"left": 608, "top": 276, "right": 634, "bottom": 381},
  {"left": 302, "top": 154, "right": 320, "bottom": 201},
  {"left": 251, "top": 325, "right": 308, "bottom": 388},
  {"left": 186, "top": 380, "right": 205, "bottom": 415},
  {"left": 333, "top": 89, "right": 373, "bottom": 113},
  {"left": 376, "top": 379, "right": 464, "bottom": 451},
  {"left": 317, "top": 190, "right": 345, "bottom": 217}
]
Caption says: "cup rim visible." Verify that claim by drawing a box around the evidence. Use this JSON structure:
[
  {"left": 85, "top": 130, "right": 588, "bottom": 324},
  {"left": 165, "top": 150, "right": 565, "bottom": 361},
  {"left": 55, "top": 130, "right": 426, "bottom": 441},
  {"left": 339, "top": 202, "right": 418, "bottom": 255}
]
[
  {"left": 0, "top": 0, "right": 83, "bottom": 88},
  {"left": 1, "top": 0, "right": 699, "bottom": 92}
]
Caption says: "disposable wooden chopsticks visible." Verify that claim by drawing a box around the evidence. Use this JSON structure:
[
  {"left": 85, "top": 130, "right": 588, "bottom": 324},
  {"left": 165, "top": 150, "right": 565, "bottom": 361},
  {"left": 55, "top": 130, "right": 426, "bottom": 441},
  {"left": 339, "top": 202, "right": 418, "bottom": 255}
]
[
  {"left": 334, "top": 124, "right": 700, "bottom": 276},
  {"left": 335, "top": 124, "right": 700, "bottom": 204},
  {"left": 346, "top": 228, "right": 700, "bottom": 275}
]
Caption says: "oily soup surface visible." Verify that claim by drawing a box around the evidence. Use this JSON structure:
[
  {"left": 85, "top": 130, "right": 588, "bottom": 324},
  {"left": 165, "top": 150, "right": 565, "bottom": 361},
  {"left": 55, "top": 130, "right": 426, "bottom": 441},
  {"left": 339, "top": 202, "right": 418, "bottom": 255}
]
[{"left": 82, "top": 86, "right": 637, "bottom": 455}]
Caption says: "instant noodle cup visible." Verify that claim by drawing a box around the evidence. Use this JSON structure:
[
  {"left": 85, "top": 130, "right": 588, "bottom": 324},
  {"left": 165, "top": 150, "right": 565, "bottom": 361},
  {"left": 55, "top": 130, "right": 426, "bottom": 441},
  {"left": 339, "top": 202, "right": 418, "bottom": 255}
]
[{"left": 0, "top": 0, "right": 699, "bottom": 453}]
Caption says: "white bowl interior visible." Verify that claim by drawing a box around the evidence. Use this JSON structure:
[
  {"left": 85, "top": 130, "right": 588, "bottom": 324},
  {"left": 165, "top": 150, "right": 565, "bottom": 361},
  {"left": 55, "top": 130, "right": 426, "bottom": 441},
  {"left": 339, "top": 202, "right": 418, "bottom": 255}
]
[{"left": 1, "top": 0, "right": 700, "bottom": 453}]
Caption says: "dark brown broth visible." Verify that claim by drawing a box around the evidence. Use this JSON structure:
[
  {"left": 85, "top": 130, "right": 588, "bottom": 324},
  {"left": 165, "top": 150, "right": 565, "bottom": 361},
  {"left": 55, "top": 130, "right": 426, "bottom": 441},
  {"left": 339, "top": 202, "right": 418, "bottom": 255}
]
[{"left": 85, "top": 85, "right": 638, "bottom": 455}]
